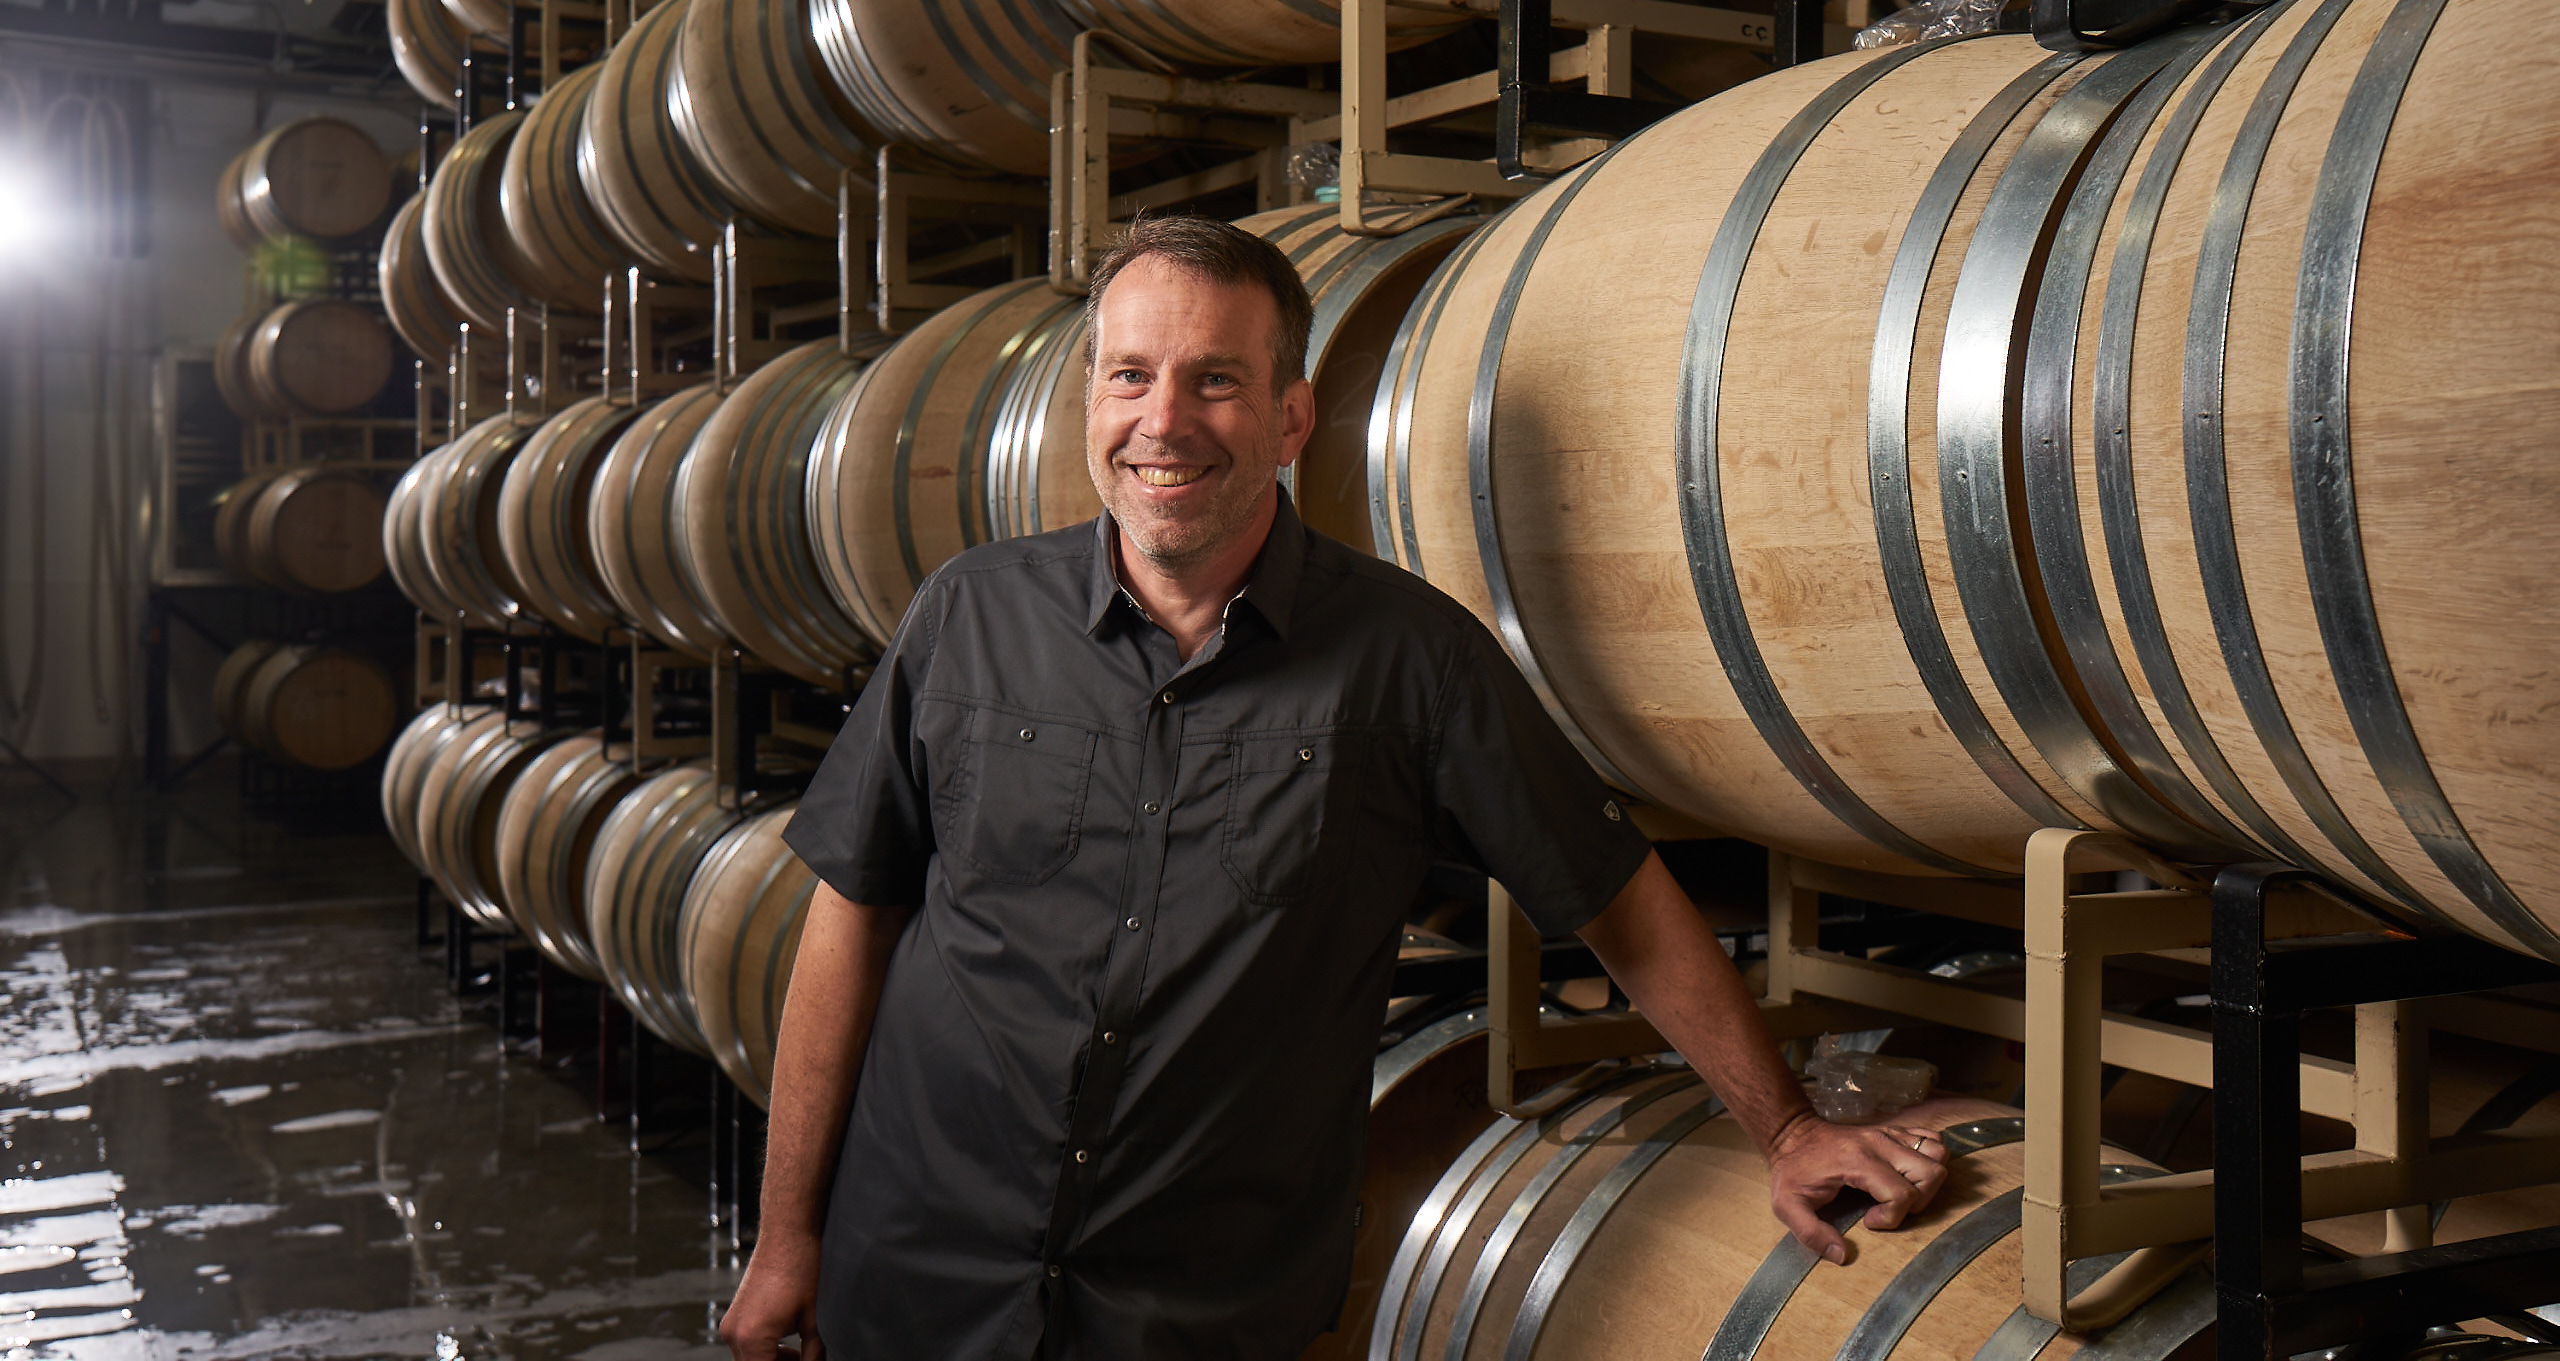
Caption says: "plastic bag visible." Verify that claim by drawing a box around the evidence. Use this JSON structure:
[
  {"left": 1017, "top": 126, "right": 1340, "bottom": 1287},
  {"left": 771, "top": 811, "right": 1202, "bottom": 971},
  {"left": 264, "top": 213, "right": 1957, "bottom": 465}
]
[
  {"left": 1853, "top": 0, "right": 2009, "bottom": 49},
  {"left": 1805, "top": 1034, "right": 1937, "bottom": 1123},
  {"left": 1284, "top": 142, "right": 1340, "bottom": 202}
]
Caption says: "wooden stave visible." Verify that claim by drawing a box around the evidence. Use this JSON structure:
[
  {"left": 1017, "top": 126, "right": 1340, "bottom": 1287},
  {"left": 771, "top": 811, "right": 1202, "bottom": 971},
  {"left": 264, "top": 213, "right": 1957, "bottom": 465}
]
[
  {"left": 418, "top": 710, "right": 559, "bottom": 931},
  {"left": 493, "top": 730, "right": 643, "bottom": 979},
  {"left": 423, "top": 111, "right": 546, "bottom": 333},
  {"left": 1371, "top": 1086, "right": 2210, "bottom": 1361},
  {"left": 241, "top": 464, "right": 390, "bottom": 595},
  {"left": 212, "top": 639, "right": 286, "bottom": 742},
  {"left": 388, "top": 0, "right": 467, "bottom": 111},
  {"left": 672, "top": 340, "right": 874, "bottom": 687},
  {"left": 380, "top": 194, "right": 469, "bottom": 361},
  {"left": 807, "top": 0, "right": 1075, "bottom": 177},
  {"left": 419, "top": 414, "right": 545, "bottom": 629},
  {"left": 589, "top": 383, "right": 732, "bottom": 659},
  {"left": 1054, "top": 0, "right": 1461, "bottom": 67},
  {"left": 676, "top": 802, "right": 815, "bottom": 1108},
  {"left": 382, "top": 703, "right": 472, "bottom": 870},
  {"left": 238, "top": 116, "right": 393, "bottom": 244},
  {"left": 496, "top": 396, "right": 645, "bottom": 642},
  {"left": 1375, "top": 40, "right": 2182, "bottom": 881},
  {"left": 385, "top": 442, "right": 469, "bottom": 621},
  {"left": 213, "top": 313, "right": 277, "bottom": 423},
  {"left": 584, "top": 759, "right": 734, "bottom": 1055},
  {"left": 236, "top": 644, "right": 401, "bottom": 772},
  {"left": 578, "top": 0, "right": 738, "bottom": 283},
  {"left": 247, "top": 299, "right": 397, "bottom": 415},
  {"left": 498, "top": 62, "right": 629, "bottom": 311},
  {"left": 213, "top": 468, "right": 287, "bottom": 585},
  {"left": 2028, "top": 0, "right": 2560, "bottom": 959},
  {"left": 670, "top": 0, "right": 879, "bottom": 238},
  {"left": 215, "top": 148, "right": 261, "bottom": 253}
]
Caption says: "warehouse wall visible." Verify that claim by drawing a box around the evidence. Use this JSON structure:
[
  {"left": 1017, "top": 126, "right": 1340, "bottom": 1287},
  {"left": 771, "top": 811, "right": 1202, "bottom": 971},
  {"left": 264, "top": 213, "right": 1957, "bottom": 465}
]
[{"left": 0, "top": 63, "right": 412, "bottom": 767}]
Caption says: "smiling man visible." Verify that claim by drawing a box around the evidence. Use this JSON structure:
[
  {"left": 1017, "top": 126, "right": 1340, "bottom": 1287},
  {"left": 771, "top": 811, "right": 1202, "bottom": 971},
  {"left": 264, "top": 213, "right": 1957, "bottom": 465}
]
[{"left": 720, "top": 217, "right": 1949, "bottom": 1361}]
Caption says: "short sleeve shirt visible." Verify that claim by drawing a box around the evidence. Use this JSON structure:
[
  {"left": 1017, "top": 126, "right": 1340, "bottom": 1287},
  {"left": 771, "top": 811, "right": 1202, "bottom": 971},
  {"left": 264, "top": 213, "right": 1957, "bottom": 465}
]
[{"left": 784, "top": 493, "right": 1652, "bottom": 1360}]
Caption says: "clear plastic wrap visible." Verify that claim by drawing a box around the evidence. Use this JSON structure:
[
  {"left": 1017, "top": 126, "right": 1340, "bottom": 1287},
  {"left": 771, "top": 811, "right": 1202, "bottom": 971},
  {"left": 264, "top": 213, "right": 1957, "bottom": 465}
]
[
  {"left": 1805, "top": 1034, "right": 1938, "bottom": 1122},
  {"left": 1284, "top": 142, "right": 1341, "bottom": 203},
  {"left": 1853, "top": 0, "right": 2010, "bottom": 49}
]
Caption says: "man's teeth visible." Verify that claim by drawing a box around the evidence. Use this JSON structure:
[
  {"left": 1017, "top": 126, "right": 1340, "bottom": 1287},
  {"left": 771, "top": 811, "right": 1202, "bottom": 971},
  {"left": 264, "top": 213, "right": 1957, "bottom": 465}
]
[{"left": 1133, "top": 465, "right": 1206, "bottom": 487}]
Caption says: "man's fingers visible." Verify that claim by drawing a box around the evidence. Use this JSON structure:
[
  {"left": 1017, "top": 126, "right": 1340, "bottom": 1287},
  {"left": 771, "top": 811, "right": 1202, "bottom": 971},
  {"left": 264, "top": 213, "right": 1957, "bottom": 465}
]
[{"left": 1772, "top": 1190, "right": 1849, "bottom": 1265}]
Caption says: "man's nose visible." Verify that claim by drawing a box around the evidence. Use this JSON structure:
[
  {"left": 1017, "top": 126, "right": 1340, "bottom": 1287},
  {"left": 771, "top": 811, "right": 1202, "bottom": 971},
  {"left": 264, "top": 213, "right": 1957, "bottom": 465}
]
[{"left": 1132, "top": 378, "right": 1194, "bottom": 442}]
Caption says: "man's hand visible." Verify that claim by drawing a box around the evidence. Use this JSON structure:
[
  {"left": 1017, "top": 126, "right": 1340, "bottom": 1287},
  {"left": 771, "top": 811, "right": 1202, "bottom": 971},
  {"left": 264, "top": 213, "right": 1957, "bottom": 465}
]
[
  {"left": 1764, "top": 1111, "right": 1950, "bottom": 1264},
  {"left": 722, "top": 1229, "right": 825, "bottom": 1361}
]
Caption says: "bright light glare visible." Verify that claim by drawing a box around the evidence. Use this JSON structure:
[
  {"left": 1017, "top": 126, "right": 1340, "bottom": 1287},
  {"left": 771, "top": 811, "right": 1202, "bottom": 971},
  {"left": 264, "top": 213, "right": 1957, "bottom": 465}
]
[{"left": 0, "top": 152, "right": 52, "bottom": 256}]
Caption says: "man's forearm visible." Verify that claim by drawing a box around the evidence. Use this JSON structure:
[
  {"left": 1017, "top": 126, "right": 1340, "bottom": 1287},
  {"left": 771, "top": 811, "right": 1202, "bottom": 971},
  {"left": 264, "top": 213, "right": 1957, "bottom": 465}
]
[
  {"left": 758, "top": 884, "right": 912, "bottom": 1238},
  {"left": 1574, "top": 852, "right": 1814, "bottom": 1155}
]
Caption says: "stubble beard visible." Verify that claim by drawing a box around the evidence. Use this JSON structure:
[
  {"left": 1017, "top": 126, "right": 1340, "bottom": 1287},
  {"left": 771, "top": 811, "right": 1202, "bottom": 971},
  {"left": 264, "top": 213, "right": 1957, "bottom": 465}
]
[{"left": 1102, "top": 436, "right": 1276, "bottom": 576}]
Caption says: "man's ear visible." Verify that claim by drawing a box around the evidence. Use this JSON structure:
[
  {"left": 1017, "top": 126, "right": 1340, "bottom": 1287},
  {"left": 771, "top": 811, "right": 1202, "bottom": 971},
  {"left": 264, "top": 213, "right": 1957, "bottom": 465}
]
[{"left": 1276, "top": 377, "right": 1315, "bottom": 469}]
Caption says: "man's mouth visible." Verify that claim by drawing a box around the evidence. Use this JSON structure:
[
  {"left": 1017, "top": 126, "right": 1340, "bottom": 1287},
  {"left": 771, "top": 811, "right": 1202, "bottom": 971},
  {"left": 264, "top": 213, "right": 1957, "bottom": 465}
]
[{"left": 1130, "top": 465, "right": 1208, "bottom": 488}]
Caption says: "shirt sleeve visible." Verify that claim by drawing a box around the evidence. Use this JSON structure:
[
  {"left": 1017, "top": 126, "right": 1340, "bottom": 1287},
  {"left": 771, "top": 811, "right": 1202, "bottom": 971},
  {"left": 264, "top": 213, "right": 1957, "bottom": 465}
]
[
  {"left": 1426, "top": 618, "right": 1654, "bottom": 937},
  {"left": 784, "top": 581, "right": 943, "bottom": 907}
]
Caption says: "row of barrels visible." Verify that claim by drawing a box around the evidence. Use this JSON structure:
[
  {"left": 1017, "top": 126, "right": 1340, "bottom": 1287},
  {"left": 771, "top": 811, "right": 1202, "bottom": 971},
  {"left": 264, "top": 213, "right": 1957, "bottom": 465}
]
[
  {"left": 213, "top": 640, "right": 402, "bottom": 771},
  {"left": 383, "top": 704, "right": 813, "bottom": 1105}
]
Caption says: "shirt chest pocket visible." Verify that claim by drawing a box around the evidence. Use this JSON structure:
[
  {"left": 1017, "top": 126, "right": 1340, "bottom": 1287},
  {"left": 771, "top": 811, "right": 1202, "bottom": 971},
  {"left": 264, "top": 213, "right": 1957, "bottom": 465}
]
[
  {"left": 945, "top": 708, "right": 1097, "bottom": 885},
  {"left": 1219, "top": 732, "right": 1361, "bottom": 905}
]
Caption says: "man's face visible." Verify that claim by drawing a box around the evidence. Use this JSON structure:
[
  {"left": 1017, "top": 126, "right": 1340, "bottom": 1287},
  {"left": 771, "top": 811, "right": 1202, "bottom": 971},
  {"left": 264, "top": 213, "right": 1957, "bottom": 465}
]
[{"left": 1085, "top": 255, "right": 1313, "bottom": 574}]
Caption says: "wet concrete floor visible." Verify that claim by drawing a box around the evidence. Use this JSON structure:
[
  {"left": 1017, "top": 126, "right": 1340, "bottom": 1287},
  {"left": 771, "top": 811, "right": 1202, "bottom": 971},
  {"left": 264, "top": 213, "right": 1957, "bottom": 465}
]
[{"left": 0, "top": 764, "right": 738, "bottom": 1359}]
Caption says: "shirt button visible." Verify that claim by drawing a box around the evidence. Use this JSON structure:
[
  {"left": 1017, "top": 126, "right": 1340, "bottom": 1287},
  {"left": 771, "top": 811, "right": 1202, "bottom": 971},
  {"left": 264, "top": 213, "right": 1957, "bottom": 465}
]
[
  {"left": 1142, "top": 800, "right": 1160, "bottom": 815},
  {"left": 1160, "top": 690, "right": 1176, "bottom": 704},
  {"left": 1047, "top": 1264, "right": 1062, "bottom": 1278},
  {"left": 1102, "top": 1031, "right": 1118, "bottom": 1044},
  {"left": 1074, "top": 1149, "right": 1089, "bottom": 1164},
  {"left": 1298, "top": 747, "right": 1313, "bottom": 762},
  {"left": 1124, "top": 916, "right": 1141, "bottom": 930},
  {"left": 1019, "top": 727, "right": 1036, "bottom": 741}
]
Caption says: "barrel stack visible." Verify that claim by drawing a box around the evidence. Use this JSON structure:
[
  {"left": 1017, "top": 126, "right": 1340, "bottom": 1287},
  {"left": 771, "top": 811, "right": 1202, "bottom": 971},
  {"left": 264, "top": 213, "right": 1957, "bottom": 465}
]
[{"left": 363, "top": 0, "right": 2560, "bottom": 1352}]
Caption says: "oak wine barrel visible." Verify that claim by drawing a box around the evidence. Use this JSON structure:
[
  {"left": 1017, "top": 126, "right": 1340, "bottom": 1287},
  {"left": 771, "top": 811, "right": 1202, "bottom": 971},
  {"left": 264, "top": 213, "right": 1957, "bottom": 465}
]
[
  {"left": 1057, "top": 0, "right": 1461, "bottom": 67},
  {"left": 424, "top": 110, "right": 546, "bottom": 332},
  {"left": 499, "top": 62, "right": 630, "bottom": 311},
  {"left": 590, "top": 383, "right": 732, "bottom": 659},
  {"left": 217, "top": 642, "right": 401, "bottom": 772},
  {"left": 1374, "top": 3, "right": 2560, "bottom": 960},
  {"left": 672, "top": 0, "right": 876, "bottom": 237},
  {"left": 585, "top": 759, "right": 737, "bottom": 1054},
  {"left": 493, "top": 729, "right": 644, "bottom": 979},
  {"left": 672, "top": 340, "right": 872, "bottom": 687},
  {"left": 417, "top": 708, "right": 560, "bottom": 931},
  {"left": 1369, "top": 1085, "right": 2219, "bottom": 1359},
  {"left": 412, "top": 413, "right": 543, "bottom": 627},
  {"left": 225, "top": 464, "right": 390, "bottom": 594},
  {"left": 386, "top": 445, "right": 464, "bottom": 622},
  {"left": 678, "top": 802, "right": 815, "bottom": 1107},
  {"left": 383, "top": 703, "right": 473, "bottom": 870},
  {"left": 246, "top": 299, "right": 397, "bottom": 415},
  {"left": 388, "top": 0, "right": 467, "bottom": 112},
  {"left": 496, "top": 396, "right": 645, "bottom": 642},
  {"left": 808, "top": 0, "right": 1071, "bottom": 177},
  {"left": 380, "top": 194, "right": 470, "bottom": 362},
  {"left": 231, "top": 116, "right": 393, "bottom": 244},
  {"left": 578, "top": 0, "right": 738, "bottom": 283}
]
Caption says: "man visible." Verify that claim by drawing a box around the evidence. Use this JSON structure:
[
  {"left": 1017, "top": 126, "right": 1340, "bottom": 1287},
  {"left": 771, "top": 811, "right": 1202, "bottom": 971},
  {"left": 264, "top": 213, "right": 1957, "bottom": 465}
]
[{"left": 722, "top": 217, "right": 1949, "bottom": 1360}]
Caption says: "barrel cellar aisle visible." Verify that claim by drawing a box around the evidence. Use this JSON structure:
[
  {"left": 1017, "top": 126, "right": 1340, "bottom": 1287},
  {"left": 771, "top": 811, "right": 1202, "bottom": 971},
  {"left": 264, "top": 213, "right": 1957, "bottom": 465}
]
[{"left": 2, "top": 0, "right": 2557, "bottom": 1352}]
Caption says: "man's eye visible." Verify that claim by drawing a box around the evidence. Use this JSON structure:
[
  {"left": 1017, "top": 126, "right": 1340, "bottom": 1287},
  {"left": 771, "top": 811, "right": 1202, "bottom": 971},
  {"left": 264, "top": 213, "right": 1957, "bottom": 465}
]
[
  {"left": 1112, "top": 369, "right": 1147, "bottom": 385},
  {"left": 1200, "top": 373, "right": 1236, "bottom": 390}
]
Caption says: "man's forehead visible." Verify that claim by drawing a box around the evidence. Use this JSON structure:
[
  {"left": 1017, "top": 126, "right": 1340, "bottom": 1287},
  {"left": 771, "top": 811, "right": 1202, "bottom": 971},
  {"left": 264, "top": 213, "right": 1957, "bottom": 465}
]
[{"left": 1092, "top": 260, "right": 1278, "bottom": 369}]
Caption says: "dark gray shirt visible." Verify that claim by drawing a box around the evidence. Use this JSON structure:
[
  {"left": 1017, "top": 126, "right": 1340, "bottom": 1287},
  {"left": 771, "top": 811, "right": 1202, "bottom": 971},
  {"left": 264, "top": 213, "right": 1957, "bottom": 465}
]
[{"left": 783, "top": 493, "right": 1651, "bottom": 1360}]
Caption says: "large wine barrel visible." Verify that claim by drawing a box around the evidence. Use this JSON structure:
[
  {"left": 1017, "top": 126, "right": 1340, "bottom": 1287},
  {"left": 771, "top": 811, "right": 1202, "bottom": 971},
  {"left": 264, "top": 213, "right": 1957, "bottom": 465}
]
[
  {"left": 424, "top": 110, "right": 545, "bottom": 332},
  {"left": 806, "top": 205, "right": 1471, "bottom": 647},
  {"left": 590, "top": 383, "right": 731, "bottom": 659},
  {"left": 497, "top": 396, "right": 645, "bottom": 642},
  {"left": 493, "top": 730, "right": 643, "bottom": 978},
  {"left": 499, "top": 62, "right": 628, "bottom": 311},
  {"left": 672, "top": 0, "right": 876, "bottom": 237},
  {"left": 216, "top": 642, "right": 401, "bottom": 772},
  {"left": 579, "top": 0, "right": 738, "bottom": 283},
  {"left": 808, "top": 0, "right": 1070, "bottom": 177},
  {"left": 386, "top": 446, "right": 465, "bottom": 622},
  {"left": 231, "top": 116, "right": 392, "bottom": 244},
  {"left": 380, "top": 194, "right": 469, "bottom": 361},
  {"left": 221, "top": 464, "right": 389, "bottom": 594},
  {"left": 417, "top": 709, "right": 558, "bottom": 930},
  {"left": 1057, "top": 0, "right": 1461, "bottom": 67},
  {"left": 1369, "top": 1085, "right": 2218, "bottom": 1359},
  {"left": 673, "top": 340, "right": 871, "bottom": 687},
  {"left": 383, "top": 704, "right": 473, "bottom": 871},
  {"left": 247, "top": 300, "right": 397, "bottom": 415},
  {"left": 1379, "top": 3, "right": 2560, "bottom": 958},
  {"left": 585, "top": 760, "right": 736, "bottom": 1054},
  {"left": 413, "top": 414, "right": 543, "bottom": 627},
  {"left": 678, "top": 802, "right": 815, "bottom": 1107},
  {"left": 388, "top": 0, "right": 467, "bottom": 111}
]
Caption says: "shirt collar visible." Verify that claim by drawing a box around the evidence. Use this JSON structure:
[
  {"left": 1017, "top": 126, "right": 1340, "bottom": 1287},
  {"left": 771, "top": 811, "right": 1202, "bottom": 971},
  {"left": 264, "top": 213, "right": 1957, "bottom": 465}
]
[{"left": 1084, "top": 488, "right": 1306, "bottom": 641}]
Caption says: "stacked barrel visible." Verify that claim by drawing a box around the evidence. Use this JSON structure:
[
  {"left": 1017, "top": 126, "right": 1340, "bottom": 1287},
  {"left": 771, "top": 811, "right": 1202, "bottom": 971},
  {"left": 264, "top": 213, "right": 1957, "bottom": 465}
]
[{"left": 367, "top": 0, "right": 2560, "bottom": 1351}]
